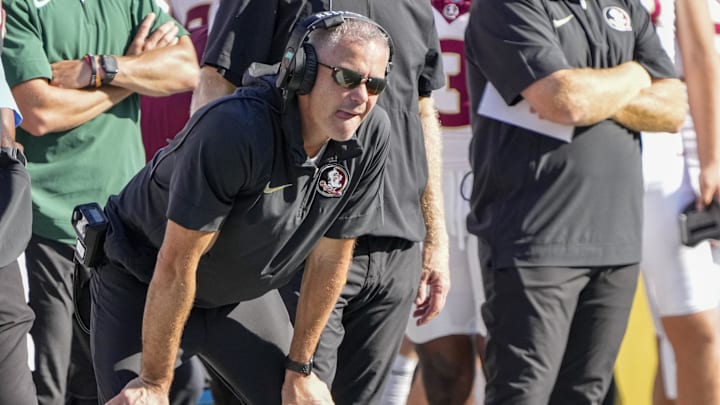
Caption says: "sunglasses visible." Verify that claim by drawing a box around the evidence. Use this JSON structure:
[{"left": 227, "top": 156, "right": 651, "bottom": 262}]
[{"left": 317, "top": 61, "right": 387, "bottom": 95}]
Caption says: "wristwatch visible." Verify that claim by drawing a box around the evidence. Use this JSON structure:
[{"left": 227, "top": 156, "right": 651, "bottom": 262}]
[
  {"left": 284, "top": 355, "right": 313, "bottom": 376},
  {"left": 99, "top": 55, "right": 119, "bottom": 85}
]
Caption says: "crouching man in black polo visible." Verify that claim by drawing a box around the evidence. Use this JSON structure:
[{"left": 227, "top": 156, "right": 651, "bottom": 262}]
[{"left": 91, "top": 11, "right": 392, "bottom": 405}]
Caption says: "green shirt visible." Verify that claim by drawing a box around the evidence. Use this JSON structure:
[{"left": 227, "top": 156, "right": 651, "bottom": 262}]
[{"left": 2, "top": 0, "right": 187, "bottom": 244}]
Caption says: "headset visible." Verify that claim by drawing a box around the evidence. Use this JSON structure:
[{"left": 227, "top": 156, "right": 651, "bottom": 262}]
[{"left": 275, "top": 10, "right": 394, "bottom": 95}]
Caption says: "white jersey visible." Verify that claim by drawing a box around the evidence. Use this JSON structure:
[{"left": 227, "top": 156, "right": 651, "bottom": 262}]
[
  {"left": 714, "top": 0, "right": 720, "bottom": 51},
  {"left": 430, "top": 0, "right": 473, "bottom": 246},
  {"left": 641, "top": 0, "right": 720, "bottom": 76},
  {"left": 640, "top": 0, "right": 677, "bottom": 64},
  {"left": 431, "top": 0, "right": 472, "bottom": 141}
]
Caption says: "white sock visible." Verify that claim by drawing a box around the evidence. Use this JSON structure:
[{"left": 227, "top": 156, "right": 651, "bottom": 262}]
[{"left": 381, "top": 354, "right": 418, "bottom": 405}]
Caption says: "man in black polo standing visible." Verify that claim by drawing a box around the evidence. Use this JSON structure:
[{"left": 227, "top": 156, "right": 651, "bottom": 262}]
[{"left": 465, "top": 0, "right": 686, "bottom": 403}]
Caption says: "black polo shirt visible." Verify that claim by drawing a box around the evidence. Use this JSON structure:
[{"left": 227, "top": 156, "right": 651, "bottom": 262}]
[
  {"left": 203, "top": 0, "right": 445, "bottom": 242},
  {"left": 103, "top": 74, "right": 390, "bottom": 307},
  {"left": 465, "top": 0, "right": 677, "bottom": 268}
]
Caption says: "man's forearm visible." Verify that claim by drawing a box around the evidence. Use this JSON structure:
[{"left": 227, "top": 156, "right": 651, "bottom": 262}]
[
  {"left": 612, "top": 78, "right": 686, "bottom": 132},
  {"left": 113, "top": 35, "right": 199, "bottom": 97},
  {"left": 13, "top": 80, "right": 132, "bottom": 136},
  {"left": 522, "top": 61, "right": 651, "bottom": 126},
  {"left": 287, "top": 238, "right": 354, "bottom": 364},
  {"left": 418, "top": 97, "right": 447, "bottom": 251},
  {"left": 139, "top": 254, "right": 197, "bottom": 393},
  {"left": 138, "top": 221, "right": 213, "bottom": 393},
  {"left": 189, "top": 66, "right": 237, "bottom": 115}
]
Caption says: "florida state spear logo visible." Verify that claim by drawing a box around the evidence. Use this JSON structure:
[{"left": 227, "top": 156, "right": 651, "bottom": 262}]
[{"left": 317, "top": 164, "right": 349, "bottom": 198}]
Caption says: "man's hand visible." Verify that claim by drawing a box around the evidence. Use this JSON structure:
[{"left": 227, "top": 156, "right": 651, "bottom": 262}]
[
  {"left": 126, "top": 13, "right": 179, "bottom": 56},
  {"left": 50, "top": 12, "right": 180, "bottom": 89},
  {"left": 412, "top": 242, "right": 450, "bottom": 326},
  {"left": 281, "top": 371, "right": 334, "bottom": 405},
  {"left": 105, "top": 377, "right": 168, "bottom": 405},
  {"left": 50, "top": 59, "right": 88, "bottom": 89},
  {"left": 697, "top": 163, "right": 720, "bottom": 210}
]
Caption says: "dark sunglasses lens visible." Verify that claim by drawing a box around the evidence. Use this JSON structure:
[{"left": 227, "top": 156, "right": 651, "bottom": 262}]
[
  {"left": 334, "top": 67, "right": 364, "bottom": 89},
  {"left": 365, "top": 78, "right": 386, "bottom": 95},
  {"left": 332, "top": 66, "right": 386, "bottom": 95}
]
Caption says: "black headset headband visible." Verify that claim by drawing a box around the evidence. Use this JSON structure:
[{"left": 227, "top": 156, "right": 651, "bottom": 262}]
[{"left": 275, "top": 10, "right": 394, "bottom": 92}]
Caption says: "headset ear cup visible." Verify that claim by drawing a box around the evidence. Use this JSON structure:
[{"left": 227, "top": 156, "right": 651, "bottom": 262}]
[{"left": 296, "top": 43, "right": 318, "bottom": 95}]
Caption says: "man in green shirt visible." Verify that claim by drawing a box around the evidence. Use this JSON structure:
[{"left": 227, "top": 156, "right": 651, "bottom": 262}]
[{"left": 1, "top": 1, "right": 200, "bottom": 403}]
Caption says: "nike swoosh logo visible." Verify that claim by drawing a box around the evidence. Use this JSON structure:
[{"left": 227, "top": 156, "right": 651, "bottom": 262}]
[
  {"left": 263, "top": 182, "right": 293, "bottom": 194},
  {"left": 552, "top": 14, "right": 574, "bottom": 28},
  {"left": 34, "top": 0, "right": 51, "bottom": 8}
]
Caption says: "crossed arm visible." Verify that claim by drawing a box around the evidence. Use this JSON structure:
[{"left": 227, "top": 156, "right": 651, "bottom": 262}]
[
  {"left": 13, "top": 13, "right": 199, "bottom": 136},
  {"left": 522, "top": 61, "right": 686, "bottom": 132}
]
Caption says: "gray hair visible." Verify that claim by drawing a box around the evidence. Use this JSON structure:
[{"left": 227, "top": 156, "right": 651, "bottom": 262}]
[{"left": 309, "top": 18, "right": 391, "bottom": 62}]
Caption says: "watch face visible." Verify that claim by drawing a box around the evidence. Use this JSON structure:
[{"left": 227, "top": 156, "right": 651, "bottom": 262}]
[
  {"left": 100, "top": 55, "right": 118, "bottom": 85},
  {"left": 102, "top": 55, "right": 118, "bottom": 74}
]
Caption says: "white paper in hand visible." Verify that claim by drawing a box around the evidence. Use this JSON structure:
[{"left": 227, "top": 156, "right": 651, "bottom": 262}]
[{"left": 477, "top": 83, "right": 574, "bottom": 143}]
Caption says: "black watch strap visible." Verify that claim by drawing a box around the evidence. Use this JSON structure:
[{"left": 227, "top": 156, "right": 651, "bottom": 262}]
[
  {"left": 99, "top": 55, "right": 118, "bottom": 85},
  {"left": 284, "top": 355, "right": 313, "bottom": 376}
]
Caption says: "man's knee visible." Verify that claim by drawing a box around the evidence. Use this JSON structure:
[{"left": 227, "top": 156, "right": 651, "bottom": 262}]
[
  {"left": 663, "top": 309, "right": 720, "bottom": 355},
  {"left": 417, "top": 335, "right": 476, "bottom": 403}
]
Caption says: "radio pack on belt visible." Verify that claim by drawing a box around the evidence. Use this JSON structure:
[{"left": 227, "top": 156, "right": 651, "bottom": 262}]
[
  {"left": 72, "top": 202, "right": 108, "bottom": 267},
  {"left": 679, "top": 200, "right": 720, "bottom": 247}
]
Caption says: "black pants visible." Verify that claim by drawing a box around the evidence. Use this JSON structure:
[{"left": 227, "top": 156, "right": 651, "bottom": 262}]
[
  {"left": 0, "top": 260, "right": 37, "bottom": 405},
  {"left": 280, "top": 236, "right": 421, "bottom": 405},
  {"left": 481, "top": 260, "right": 639, "bottom": 405},
  {"left": 25, "top": 234, "right": 96, "bottom": 405},
  {"left": 91, "top": 261, "right": 287, "bottom": 405}
]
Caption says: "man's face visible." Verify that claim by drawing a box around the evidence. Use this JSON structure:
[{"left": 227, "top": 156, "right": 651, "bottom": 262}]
[{"left": 298, "top": 39, "right": 389, "bottom": 147}]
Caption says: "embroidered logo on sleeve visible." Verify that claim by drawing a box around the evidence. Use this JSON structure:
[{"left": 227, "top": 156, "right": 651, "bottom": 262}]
[
  {"left": 317, "top": 164, "right": 349, "bottom": 198},
  {"left": 603, "top": 7, "right": 633, "bottom": 31}
]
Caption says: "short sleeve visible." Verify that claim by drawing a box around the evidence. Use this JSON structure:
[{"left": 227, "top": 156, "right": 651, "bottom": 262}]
[
  {"left": 2, "top": 0, "right": 52, "bottom": 87},
  {"left": 165, "top": 100, "right": 266, "bottom": 232},
  {"left": 418, "top": 17, "right": 445, "bottom": 97},
  {"left": 0, "top": 64, "right": 22, "bottom": 126},
  {"left": 202, "top": 0, "right": 305, "bottom": 86},
  {"left": 627, "top": 0, "right": 677, "bottom": 79},
  {"left": 465, "top": 0, "right": 571, "bottom": 105}
]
